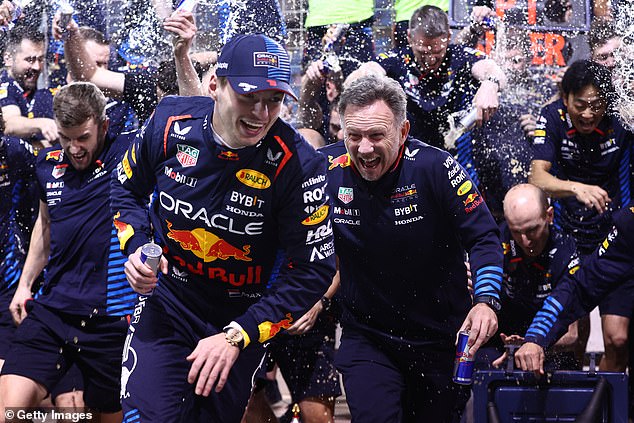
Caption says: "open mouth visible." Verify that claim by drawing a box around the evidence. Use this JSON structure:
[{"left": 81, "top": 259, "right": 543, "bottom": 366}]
[
  {"left": 71, "top": 152, "right": 87, "bottom": 165},
  {"left": 359, "top": 157, "right": 380, "bottom": 170},
  {"left": 240, "top": 119, "right": 265, "bottom": 135}
]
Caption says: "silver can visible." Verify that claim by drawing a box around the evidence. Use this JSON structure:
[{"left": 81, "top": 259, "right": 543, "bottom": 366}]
[
  {"left": 140, "top": 242, "right": 162, "bottom": 296},
  {"left": 140, "top": 242, "right": 162, "bottom": 274},
  {"left": 459, "top": 108, "right": 478, "bottom": 132},
  {"left": 58, "top": 4, "right": 74, "bottom": 34}
]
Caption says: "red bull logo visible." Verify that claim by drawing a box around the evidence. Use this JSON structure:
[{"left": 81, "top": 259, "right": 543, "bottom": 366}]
[
  {"left": 236, "top": 169, "right": 271, "bottom": 189},
  {"left": 630, "top": 207, "right": 634, "bottom": 214},
  {"left": 218, "top": 151, "right": 239, "bottom": 161},
  {"left": 328, "top": 153, "right": 351, "bottom": 170},
  {"left": 45, "top": 150, "right": 63, "bottom": 161},
  {"left": 464, "top": 196, "right": 484, "bottom": 214},
  {"left": 258, "top": 313, "right": 293, "bottom": 343},
  {"left": 502, "top": 242, "right": 510, "bottom": 255},
  {"left": 113, "top": 212, "right": 135, "bottom": 250},
  {"left": 463, "top": 193, "right": 479, "bottom": 206},
  {"left": 166, "top": 220, "right": 251, "bottom": 262}
]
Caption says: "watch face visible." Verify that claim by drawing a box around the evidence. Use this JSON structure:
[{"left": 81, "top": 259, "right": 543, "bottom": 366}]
[{"left": 228, "top": 329, "right": 242, "bottom": 341}]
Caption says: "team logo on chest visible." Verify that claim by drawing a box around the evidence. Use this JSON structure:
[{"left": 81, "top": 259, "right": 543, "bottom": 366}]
[
  {"left": 338, "top": 187, "right": 353, "bottom": 204},
  {"left": 176, "top": 144, "right": 199, "bottom": 167},
  {"left": 52, "top": 163, "right": 68, "bottom": 179}
]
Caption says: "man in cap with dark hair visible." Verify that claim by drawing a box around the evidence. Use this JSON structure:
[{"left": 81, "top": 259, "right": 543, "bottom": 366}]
[{"left": 111, "top": 34, "right": 335, "bottom": 422}]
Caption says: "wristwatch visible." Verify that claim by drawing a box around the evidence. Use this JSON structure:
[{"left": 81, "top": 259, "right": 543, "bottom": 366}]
[
  {"left": 320, "top": 296, "right": 332, "bottom": 312},
  {"left": 474, "top": 296, "right": 502, "bottom": 314},
  {"left": 223, "top": 327, "right": 245, "bottom": 349}
]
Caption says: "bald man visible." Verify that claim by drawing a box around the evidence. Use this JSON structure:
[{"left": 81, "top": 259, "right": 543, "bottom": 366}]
[{"left": 475, "top": 184, "right": 584, "bottom": 370}]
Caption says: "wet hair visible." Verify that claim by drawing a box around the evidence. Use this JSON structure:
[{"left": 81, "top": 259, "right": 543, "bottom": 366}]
[
  {"left": 78, "top": 26, "right": 110, "bottom": 46},
  {"left": 5, "top": 24, "right": 45, "bottom": 55},
  {"left": 53, "top": 82, "right": 107, "bottom": 128},
  {"left": 561, "top": 60, "right": 615, "bottom": 106},
  {"left": 156, "top": 59, "right": 179, "bottom": 96},
  {"left": 409, "top": 6, "right": 449, "bottom": 38},
  {"left": 588, "top": 17, "right": 618, "bottom": 52},
  {"left": 339, "top": 74, "right": 407, "bottom": 127}
]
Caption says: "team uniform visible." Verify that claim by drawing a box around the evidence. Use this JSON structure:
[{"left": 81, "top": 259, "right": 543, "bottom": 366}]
[
  {"left": 264, "top": 308, "right": 341, "bottom": 404},
  {"left": 0, "top": 133, "right": 135, "bottom": 412},
  {"left": 0, "top": 70, "right": 57, "bottom": 144},
  {"left": 321, "top": 138, "right": 503, "bottom": 422},
  {"left": 476, "top": 223, "right": 581, "bottom": 370},
  {"left": 524, "top": 203, "right": 634, "bottom": 348},
  {"left": 121, "top": 69, "right": 158, "bottom": 123},
  {"left": 377, "top": 45, "right": 486, "bottom": 183},
  {"left": 0, "top": 137, "right": 36, "bottom": 359},
  {"left": 111, "top": 96, "right": 336, "bottom": 422},
  {"left": 532, "top": 98, "right": 634, "bottom": 318}
]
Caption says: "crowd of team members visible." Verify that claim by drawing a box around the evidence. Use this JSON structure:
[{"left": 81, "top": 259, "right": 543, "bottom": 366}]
[{"left": 0, "top": 0, "right": 632, "bottom": 422}]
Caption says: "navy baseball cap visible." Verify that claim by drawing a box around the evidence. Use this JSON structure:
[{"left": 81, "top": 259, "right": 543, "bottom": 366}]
[{"left": 216, "top": 34, "right": 297, "bottom": 100}]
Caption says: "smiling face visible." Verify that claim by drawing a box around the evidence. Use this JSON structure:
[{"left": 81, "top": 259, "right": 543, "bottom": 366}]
[
  {"left": 563, "top": 84, "right": 607, "bottom": 135},
  {"left": 343, "top": 100, "right": 409, "bottom": 181},
  {"left": 408, "top": 30, "right": 450, "bottom": 74},
  {"left": 210, "top": 76, "right": 284, "bottom": 148},
  {"left": 7, "top": 39, "right": 45, "bottom": 91},
  {"left": 58, "top": 117, "right": 108, "bottom": 171}
]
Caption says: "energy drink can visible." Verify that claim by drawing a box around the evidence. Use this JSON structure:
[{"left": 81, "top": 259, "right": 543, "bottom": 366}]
[
  {"left": 140, "top": 242, "right": 162, "bottom": 295},
  {"left": 453, "top": 330, "right": 474, "bottom": 385},
  {"left": 58, "top": 3, "right": 74, "bottom": 36}
]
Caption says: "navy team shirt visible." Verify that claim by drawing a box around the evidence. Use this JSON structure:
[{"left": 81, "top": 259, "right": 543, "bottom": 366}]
[
  {"left": 495, "top": 223, "right": 579, "bottom": 345},
  {"left": 321, "top": 138, "right": 503, "bottom": 349},
  {"left": 35, "top": 133, "right": 135, "bottom": 316},
  {"left": 110, "top": 96, "right": 336, "bottom": 347},
  {"left": 0, "top": 137, "right": 36, "bottom": 296},
  {"left": 377, "top": 45, "right": 485, "bottom": 149},
  {"left": 532, "top": 99, "right": 632, "bottom": 252},
  {"left": 525, "top": 203, "right": 634, "bottom": 348}
]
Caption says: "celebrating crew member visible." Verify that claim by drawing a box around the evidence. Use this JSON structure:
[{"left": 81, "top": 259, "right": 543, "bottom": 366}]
[
  {"left": 111, "top": 34, "right": 336, "bottom": 422},
  {"left": 0, "top": 82, "right": 135, "bottom": 423},
  {"left": 321, "top": 74, "right": 503, "bottom": 422}
]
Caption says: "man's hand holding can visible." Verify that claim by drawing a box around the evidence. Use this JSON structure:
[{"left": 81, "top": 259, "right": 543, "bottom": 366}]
[{"left": 124, "top": 243, "right": 167, "bottom": 295}]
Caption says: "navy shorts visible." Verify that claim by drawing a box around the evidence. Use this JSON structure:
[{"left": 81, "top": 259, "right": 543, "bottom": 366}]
[
  {"left": 268, "top": 314, "right": 341, "bottom": 402},
  {"left": 50, "top": 364, "right": 84, "bottom": 403},
  {"left": 1, "top": 301, "right": 128, "bottom": 412},
  {"left": 121, "top": 293, "right": 265, "bottom": 423},
  {"left": 336, "top": 329, "right": 469, "bottom": 423},
  {"left": 598, "top": 277, "right": 634, "bottom": 318},
  {"left": 0, "top": 289, "right": 17, "bottom": 360}
]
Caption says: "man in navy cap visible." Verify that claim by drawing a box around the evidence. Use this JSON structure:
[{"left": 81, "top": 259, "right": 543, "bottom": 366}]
[{"left": 111, "top": 34, "right": 336, "bottom": 422}]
